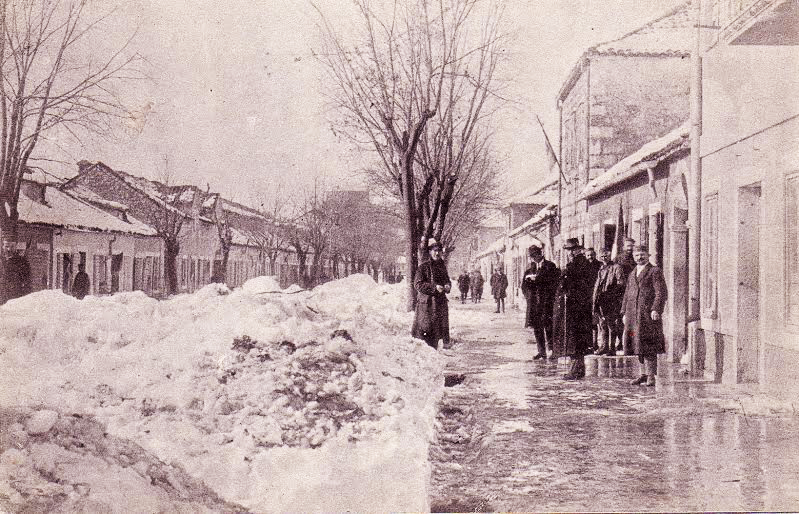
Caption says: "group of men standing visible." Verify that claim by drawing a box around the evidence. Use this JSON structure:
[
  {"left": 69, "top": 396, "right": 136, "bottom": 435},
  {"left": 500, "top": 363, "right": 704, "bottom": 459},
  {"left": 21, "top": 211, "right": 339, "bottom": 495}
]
[
  {"left": 521, "top": 237, "right": 667, "bottom": 387},
  {"left": 455, "top": 269, "right": 485, "bottom": 304}
]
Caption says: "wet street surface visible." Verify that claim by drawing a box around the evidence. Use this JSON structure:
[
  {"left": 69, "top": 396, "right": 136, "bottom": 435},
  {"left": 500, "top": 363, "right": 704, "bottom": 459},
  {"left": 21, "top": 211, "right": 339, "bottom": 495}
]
[{"left": 430, "top": 302, "right": 799, "bottom": 512}]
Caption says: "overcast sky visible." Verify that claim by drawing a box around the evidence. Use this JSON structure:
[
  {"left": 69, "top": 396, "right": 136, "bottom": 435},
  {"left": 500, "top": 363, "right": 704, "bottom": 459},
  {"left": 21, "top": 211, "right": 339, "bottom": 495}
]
[{"left": 41, "top": 0, "right": 685, "bottom": 206}]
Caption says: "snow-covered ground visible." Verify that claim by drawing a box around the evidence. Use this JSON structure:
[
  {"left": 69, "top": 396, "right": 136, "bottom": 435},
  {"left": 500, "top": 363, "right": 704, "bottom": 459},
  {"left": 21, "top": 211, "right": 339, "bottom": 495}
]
[{"left": 0, "top": 274, "right": 444, "bottom": 512}]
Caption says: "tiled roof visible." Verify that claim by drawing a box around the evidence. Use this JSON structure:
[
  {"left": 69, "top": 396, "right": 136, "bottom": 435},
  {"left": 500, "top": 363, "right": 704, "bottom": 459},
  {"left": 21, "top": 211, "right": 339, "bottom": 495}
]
[
  {"left": 591, "top": 2, "right": 694, "bottom": 57},
  {"left": 578, "top": 121, "right": 690, "bottom": 200},
  {"left": 66, "top": 184, "right": 130, "bottom": 212},
  {"left": 18, "top": 184, "right": 156, "bottom": 236}
]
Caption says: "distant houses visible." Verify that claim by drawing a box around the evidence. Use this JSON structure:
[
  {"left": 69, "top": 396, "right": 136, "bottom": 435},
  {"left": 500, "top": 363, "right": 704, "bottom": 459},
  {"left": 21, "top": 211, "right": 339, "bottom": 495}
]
[{"left": 11, "top": 161, "right": 307, "bottom": 298}]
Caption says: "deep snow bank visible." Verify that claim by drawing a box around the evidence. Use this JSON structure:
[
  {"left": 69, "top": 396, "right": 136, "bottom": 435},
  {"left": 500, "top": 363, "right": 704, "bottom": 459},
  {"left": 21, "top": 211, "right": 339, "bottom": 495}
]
[{"left": 0, "top": 274, "right": 443, "bottom": 512}]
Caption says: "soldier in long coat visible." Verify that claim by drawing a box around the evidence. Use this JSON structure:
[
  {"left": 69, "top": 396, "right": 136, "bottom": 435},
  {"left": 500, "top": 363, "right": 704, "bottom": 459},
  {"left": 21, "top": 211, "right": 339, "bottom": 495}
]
[
  {"left": 521, "top": 245, "right": 559, "bottom": 360},
  {"left": 412, "top": 241, "right": 452, "bottom": 349},
  {"left": 621, "top": 245, "right": 667, "bottom": 387},
  {"left": 457, "top": 271, "right": 471, "bottom": 304},
  {"left": 552, "top": 238, "right": 595, "bottom": 379},
  {"left": 592, "top": 249, "right": 626, "bottom": 355},
  {"left": 490, "top": 268, "right": 508, "bottom": 313}
]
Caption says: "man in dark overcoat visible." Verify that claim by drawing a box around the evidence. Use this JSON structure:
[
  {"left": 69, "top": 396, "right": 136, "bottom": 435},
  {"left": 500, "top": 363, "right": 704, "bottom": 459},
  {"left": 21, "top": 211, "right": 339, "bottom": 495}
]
[
  {"left": 412, "top": 241, "right": 452, "bottom": 349},
  {"left": 592, "top": 249, "right": 625, "bottom": 355},
  {"left": 521, "top": 245, "right": 559, "bottom": 360},
  {"left": 470, "top": 269, "right": 484, "bottom": 303},
  {"left": 457, "top": 271, "right": 471, "bottom": 304},
  {"left": 585, "top": 247, "right": 602, "bottom": 352},
  {"left": 621, "top": 245, "right": 667, "bottom": 387},
  {"left": 2, "top": 241, "right": 31, "bottom": 303},
  {"left": 490, "top": 267, "right": 508, "bottom": 313},
  {"left": 552, "top": 238, "right": 595, "bottom": 379}
]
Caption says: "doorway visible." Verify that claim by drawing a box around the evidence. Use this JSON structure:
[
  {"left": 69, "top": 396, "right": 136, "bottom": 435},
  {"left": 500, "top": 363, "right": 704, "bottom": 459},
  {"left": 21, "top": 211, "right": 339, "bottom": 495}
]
[{"left": 736, "top": 183, "right": 761, "bottom": 383}]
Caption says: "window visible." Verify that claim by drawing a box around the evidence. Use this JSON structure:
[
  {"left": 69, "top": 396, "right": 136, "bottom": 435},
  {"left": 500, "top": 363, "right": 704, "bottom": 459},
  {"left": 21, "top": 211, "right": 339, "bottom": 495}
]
[
  {"left": 703, "top": 195, "right": 719, "bottom": 317},
  {"left": 787, "top": 176, "right": 799, "bottom": 325}
]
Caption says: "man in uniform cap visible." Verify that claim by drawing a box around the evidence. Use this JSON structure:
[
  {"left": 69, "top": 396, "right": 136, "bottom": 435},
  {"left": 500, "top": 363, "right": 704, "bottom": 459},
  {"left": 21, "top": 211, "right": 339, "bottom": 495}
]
[
  {"left": 552, "top": 238, "right": 594, "bottom": 379},
  {"left": 621, "top": 244, "right": 667, "bottom": 387},
  {"left": 521, "top": 245, "right": 559, "bottom": 359}
]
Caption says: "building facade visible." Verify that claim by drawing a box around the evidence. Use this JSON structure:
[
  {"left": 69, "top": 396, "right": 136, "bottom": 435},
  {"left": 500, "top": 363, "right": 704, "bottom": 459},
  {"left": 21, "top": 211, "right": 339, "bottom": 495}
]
[
  {"left": 557, "top": 2, "right": 693, "bottom": 255},
  {"left": 697, "top": 0, "right": 799, "bottom": 398}
]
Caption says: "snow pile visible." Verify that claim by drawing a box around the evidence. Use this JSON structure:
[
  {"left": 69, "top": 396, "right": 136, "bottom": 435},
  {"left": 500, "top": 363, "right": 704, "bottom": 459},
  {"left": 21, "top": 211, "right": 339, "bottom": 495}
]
[{"left": 0, "top": 274, "right": 443, "bottom": 512}]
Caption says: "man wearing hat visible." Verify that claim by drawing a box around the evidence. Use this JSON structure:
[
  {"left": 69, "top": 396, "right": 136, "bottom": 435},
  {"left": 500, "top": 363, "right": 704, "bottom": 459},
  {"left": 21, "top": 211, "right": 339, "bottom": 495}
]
[
  {"left": 621, "top": 244, "right": 667, "bottom": 387},
  {"left": 521, "top": 245, "right": 559, "bottom": 360},
  {"left": 552, "top": 237, "right": 595, "bottom": 379},
  {"left": 412, "top": 239, "right": 452, "bottom": 349}
]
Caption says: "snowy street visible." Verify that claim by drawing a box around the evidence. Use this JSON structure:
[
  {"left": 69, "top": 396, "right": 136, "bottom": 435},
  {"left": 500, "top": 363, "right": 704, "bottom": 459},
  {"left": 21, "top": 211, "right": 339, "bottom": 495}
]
[{"left": 431, "top": 300, "right": 799, "bottom": 512}]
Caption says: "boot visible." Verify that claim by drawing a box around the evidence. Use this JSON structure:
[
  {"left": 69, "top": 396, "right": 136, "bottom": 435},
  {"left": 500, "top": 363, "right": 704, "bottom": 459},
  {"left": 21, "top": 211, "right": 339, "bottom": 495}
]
[{"left": 630, "top": 374, "right": 647, "bottom": 385}]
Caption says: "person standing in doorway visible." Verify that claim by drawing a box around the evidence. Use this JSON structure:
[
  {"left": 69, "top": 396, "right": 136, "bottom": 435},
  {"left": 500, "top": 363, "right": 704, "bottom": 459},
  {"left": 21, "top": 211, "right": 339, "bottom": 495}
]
[
  {"left": 491, "top": 267, "right": 509, "bottom": 313},
  {"left": 553, "top": 238, "right": 594, "bottom": 379},
  {"left": 72, "top": 263, "right": 90, "bottom": 300},
  {"left": 412, "top": 240, "right": 452, "bottom": 349},
  {"left": 522, "top": 245, "right": 560, "bottom": 360},
  {"left": 622, "top": 245, "right": 667, "bottom": 387}
]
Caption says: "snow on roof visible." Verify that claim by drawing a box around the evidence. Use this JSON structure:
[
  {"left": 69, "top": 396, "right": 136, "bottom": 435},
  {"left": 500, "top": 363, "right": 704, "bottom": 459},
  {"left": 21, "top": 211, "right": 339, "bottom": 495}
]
[
  {"left": 110, "top": 169, "right": 186, "bottom": 216},
  {"left": 578, "top": 121, "right": 690, "bottom": 200},
  {"left": 508, "top": 203, "right": 557, "bottom": 239},
  {"left": 66, "top": 184, "right": 130, "bottom": 211},
  {"left": 18, "top": 184, "right": 156, "bottom": 236},
  {"left": 475, "top": 235, "right": 506, "bottom": 259},
  {"left": 231, "top": 226, "right": 257, "bottom": 246},
  {"left": 592, "top": 2, "right": 693, "bottom": 57}
]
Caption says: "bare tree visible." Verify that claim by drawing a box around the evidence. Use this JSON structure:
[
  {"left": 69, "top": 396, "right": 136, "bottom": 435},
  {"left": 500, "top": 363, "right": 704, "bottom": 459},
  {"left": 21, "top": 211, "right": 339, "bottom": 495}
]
[
  {"left": 0, "top": 0, "right": 144, "bottom": 300},
  {"left": 209, "top": 194, "right": 233, "bottom": 283},
  {"left": 252, "top": 189, "right": 290, "bottom": 278},
  {"left": 315, "top": 0, "right": 508, "bottom": 309}
]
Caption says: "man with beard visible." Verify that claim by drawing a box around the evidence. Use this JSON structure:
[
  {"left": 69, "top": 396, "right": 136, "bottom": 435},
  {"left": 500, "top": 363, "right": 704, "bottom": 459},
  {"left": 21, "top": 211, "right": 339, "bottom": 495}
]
[
  {"left": 622, "top": 245, "right": 667, "bottom": 387},
  {"left": 592, "top": 249, "right": 625, "bottom": 355},
  {"left": 614, "top": 237, "right": 636, "bottom": 353},
  {"left": 553, "top": 238, "right": 595, "bottom": 380},
  {"left": 521, "top": 245, "right": 559, "bottom": 360},
  {"left": 412, "top": 240, "right": 452, "bottom": 349}
]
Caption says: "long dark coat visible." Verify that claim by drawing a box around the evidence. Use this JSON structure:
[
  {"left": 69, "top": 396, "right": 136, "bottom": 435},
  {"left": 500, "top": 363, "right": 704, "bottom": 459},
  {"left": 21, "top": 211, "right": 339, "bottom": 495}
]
[
  {"left": 412, "top": 259, "right": 451, "bottom": 343},
  {"left": 621, "top": 263, "right": 667, "bottom": 356},
  {"left": 457, "top": 273, "right": 471, "bottom": 293},
  {"left": 592, "top": 262, "right": 625, "bottom": 318},
  {"left": 72, "top": 271, "right": 90, "bottom": 300},
  {"left": 552, "top": 254, "right": 594, "bottom": 357},
  {"left": 521, "top": 259, "right": 559, "bottom": 328},
  {"left": 470, "top": 271, "right": 484, "bottom": 295},
  {"left": 490, "top": 271, "right": 508, "bottom": 299}
]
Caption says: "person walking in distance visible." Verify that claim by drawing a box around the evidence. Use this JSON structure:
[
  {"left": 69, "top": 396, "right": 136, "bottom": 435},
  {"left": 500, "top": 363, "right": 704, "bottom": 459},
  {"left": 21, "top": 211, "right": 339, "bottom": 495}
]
[
  {"left": 412, "top": 240, "right": 452, "bottom": 349},
  {"left": 471, "top": 269, "right": 485, "bottom": 303},
  {"left": 491, "top": 267, "right": 509, "bottom": 313},
  {"left": 622, "top": 245, "right": 667, "bottom": 387},
  {"left": 592, "top": 249, "right": 625, "bottom": 355},
  {"left": 457, "top": 270, "right": 471, "bottom": 304},
  {"left": 552, "top": 238, "right": 594, "bottom": 379},
  {"left": 522, "top": 245, "right": 560, "bottom": 360}
]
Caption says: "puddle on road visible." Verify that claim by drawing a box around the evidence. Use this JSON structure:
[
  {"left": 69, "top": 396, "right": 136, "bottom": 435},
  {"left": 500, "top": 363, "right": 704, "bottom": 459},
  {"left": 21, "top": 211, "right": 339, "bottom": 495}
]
[{"left": 431, "top": 336, "right": 799, "bottom": 512}]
